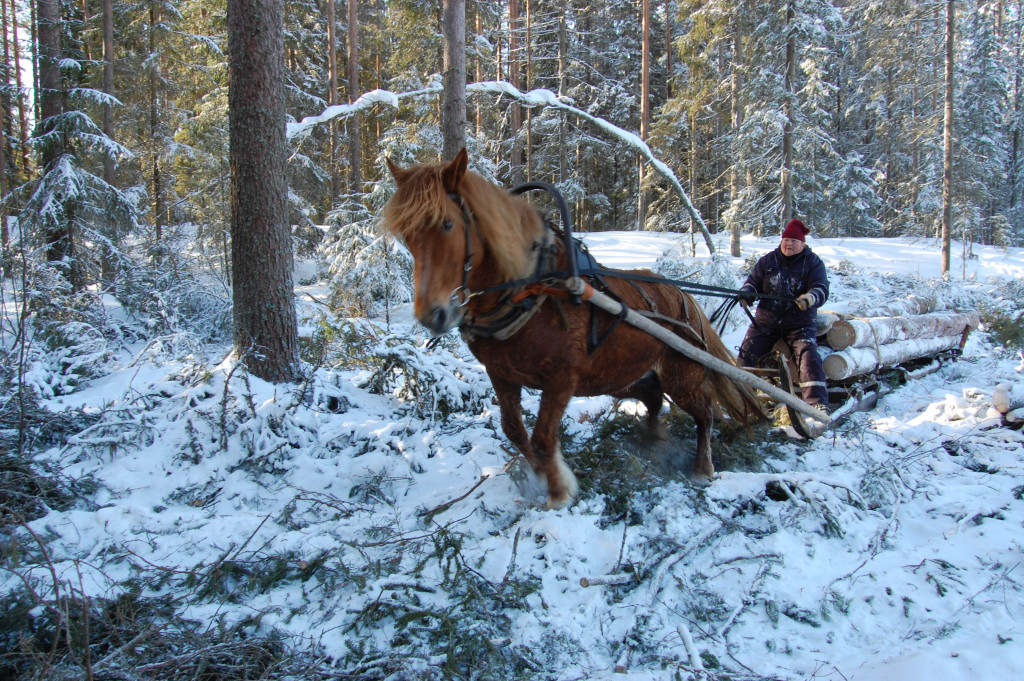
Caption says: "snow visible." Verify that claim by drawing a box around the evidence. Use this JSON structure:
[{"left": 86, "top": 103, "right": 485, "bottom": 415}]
[{"left": 11, "top": 232, "right": 1024, "bottom": 679}]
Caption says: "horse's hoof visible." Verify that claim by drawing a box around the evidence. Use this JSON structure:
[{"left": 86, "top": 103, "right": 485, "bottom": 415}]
[
  {"left": 545, "top": 493, "right": 576, "bottom": 510},
  {"left": 642, "top": 422, "right": 669, "bottom": 443},
  {"left": 689, "top": 472, "right": 715, "bottom": 487}
]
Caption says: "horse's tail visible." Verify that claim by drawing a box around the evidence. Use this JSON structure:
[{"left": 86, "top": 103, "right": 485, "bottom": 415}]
[{"left": 692, "top": 299, "right": 766, "bottom": 426}]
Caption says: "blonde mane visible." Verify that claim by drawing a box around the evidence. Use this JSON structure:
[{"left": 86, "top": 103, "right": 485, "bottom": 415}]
[{"left": 382, "top": 162, "right": 545, "bottom": 281}]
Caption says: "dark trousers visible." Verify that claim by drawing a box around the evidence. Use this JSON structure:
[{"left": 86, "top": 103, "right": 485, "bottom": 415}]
[{"left": 738, "top": 318, "right": 829, "bottom": 407}]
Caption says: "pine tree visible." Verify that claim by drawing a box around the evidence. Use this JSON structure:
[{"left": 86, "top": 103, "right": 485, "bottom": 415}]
[{"left": 227, "top": 0, "right": 300, "bottom": 382}]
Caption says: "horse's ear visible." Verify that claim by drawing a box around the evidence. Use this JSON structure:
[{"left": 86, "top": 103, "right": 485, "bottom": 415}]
[
  {"left": 441, "top": 147, "right": 469, "bottom": 192},
  {"left": 386, "top": 157, "right": 407, "bottom": 183}
]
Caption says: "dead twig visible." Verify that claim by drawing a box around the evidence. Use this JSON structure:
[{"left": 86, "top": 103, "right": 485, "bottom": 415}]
[{"left": 417, "top": 473, "right": 489, "bottom": 524}]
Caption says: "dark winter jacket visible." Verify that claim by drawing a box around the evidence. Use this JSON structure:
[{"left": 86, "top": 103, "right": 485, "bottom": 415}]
[{"left": 739, "top": 247, "right": 829, "bottom": 329}]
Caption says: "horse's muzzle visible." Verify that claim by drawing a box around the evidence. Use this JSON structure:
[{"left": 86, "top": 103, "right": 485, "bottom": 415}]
[{"left": 420, "top": 303, "right": 462, "bottom": 336}]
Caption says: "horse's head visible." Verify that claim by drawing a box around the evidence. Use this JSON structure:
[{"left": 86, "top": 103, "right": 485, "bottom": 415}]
[
  {"left": 382, "top": 148, "right": 478, "bottom": 335},
  {"left": 383, "top": 148, "right": 545, "bottom": 337}
]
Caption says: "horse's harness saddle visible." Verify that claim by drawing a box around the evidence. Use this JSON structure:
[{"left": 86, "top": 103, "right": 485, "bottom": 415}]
[{"left": 459, "top": 216, "right": 707, "bottom": 354}]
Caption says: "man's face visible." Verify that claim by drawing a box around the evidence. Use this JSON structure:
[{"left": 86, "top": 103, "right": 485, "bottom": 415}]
[{"left": 780, "top": 238, "right": 805, "bottom": 256}]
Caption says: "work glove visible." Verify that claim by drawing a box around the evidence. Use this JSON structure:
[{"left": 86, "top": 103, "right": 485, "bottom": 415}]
[
  {"left": 795, "top": 292, "right": 816, "bottom": 311},
  {"left": 737, "top": 288, "right": 757, "bottom": 304}
]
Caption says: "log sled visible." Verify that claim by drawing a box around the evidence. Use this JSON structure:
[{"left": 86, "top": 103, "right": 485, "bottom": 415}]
[{"left": 763, "top": 304, "right": 981, "bottom": 438}]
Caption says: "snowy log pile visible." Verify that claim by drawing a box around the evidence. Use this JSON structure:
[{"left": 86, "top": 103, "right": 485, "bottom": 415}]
[{"left": 814, "top": 303, "right": 979, "bottom": 381}]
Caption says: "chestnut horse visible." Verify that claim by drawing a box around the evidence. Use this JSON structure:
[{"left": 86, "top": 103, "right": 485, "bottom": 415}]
[{"left": 383, "top": 148, "right": 762, "bottom": 509}]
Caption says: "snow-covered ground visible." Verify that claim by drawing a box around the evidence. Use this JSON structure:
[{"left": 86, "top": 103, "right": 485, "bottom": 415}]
[{"left": 12, "top": 232, "right": 1024, "bottom": 679}]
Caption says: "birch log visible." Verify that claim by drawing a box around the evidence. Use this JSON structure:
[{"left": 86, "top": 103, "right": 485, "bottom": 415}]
[
  {"left": 826, "top": 312, "right": 979, "bottom": 351},
  {"left": 822, "top": 335, "right": 964, "bottom": 381},
  {"left": 816, "top": 311, "right": 841, "bottom": 337},
  {"left": 993, "top": 383, "right": 1024, "bottom": 414},
  {"left": 853, "top": 294, "right": 940, "bottom": 319}
]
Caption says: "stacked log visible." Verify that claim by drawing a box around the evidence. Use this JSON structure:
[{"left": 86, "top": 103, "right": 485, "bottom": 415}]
[
  {"left": 826, "top": 312, "right": 980, "bottom": 351},
  {"left": 814, "top": 308, "right": 979, "bottom": 382},
  {"left": 823, "top": 334, "right": 966, "bottom": 381}
]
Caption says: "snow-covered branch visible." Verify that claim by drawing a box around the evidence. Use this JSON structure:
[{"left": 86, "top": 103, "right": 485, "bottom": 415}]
[{"left": 286, "top": 81, "right": 715, "bottom": 253}]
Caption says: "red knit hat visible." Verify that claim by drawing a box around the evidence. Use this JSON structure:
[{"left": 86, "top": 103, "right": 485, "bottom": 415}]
[{"left": 781, "top": 219, "right": 809, "bottom": 241}]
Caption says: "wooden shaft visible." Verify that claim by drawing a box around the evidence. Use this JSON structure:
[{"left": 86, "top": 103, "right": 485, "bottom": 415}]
[{"left": 568, "top": 279, "right": 831, "bottom": 425}]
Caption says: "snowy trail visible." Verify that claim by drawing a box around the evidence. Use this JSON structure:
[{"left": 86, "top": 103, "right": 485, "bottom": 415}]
[{"left": 11, "top": 233, "right": 1024, "bottom": 680}]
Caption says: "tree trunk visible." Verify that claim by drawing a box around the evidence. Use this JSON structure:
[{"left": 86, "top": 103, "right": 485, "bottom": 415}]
[
  {"left": 441, "top": 0, "right": 466, "bottom": 161},
  {"left": 941, "top": 0, "right": 954, "bottom": 275},
  {"left": 227, "top": 0, "right": 299, "bottom": 383},
  {"left": 150, "top": 3, "right": 165, "bottom": 245},
  {"left": 508, "top": 0, "right": 522, "bottom": 184},
  {"left": 101, "top": 0, "right": 116, "bottom": 287},
  {"left": 11, "top": 0, "right": 28, "bottom": 173},
  {"left": 826, "top": 312, "right": 980, "bottom": 351},
  {"left": 689, "top": 110, "right": 697, "bottom": 252},
  {"left": 665, "top": 0, "right": 673, "bottom": 97},
  {"left": 475, "top": 10, "right": 483, "bottom": 138},
  {"left": 347, "top": 0, "right": 361, "bottom": 193},
  {"left": 327, "top": 0, "right": 340, "bottom": 204},
  {"left": 781, "top": 0, "right": 795, "bottom": 225},
  {"left": 558, "top": 11, "right": 567, "bottom": 183},
  {"left": 823, "top": 335, "right": 967, "bottom": 381},
  {"left": 1, "top": 0, "right": 9, "bottom": 275},
  {"left": 525, "top": 0, "right": 532, "bottom": 181},
  {"left": 37, "top": 0, "right": 69, "bottom": 268},
  {"left": 638, "top": 0, "right": 650, "bottom": 231},
  {"left": 729, "top": 10, "right": 743, "bottom": 257},
  {"left": 1009, "top": 0, "right": 1023, "bottom": 214}
]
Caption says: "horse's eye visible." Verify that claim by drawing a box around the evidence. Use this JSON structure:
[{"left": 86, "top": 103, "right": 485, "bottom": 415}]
[{"left": 441, "top": 219, "right": 455, "bottom": 233}]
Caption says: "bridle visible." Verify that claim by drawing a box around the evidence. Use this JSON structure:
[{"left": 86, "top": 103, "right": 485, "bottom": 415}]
[{"left": 446, "top": 191, "right": 477, "bottom": 310}]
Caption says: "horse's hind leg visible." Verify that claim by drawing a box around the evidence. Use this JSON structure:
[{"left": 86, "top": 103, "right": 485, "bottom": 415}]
[{"left": 663, "top": 365, "right": 716, "bottom": 478}]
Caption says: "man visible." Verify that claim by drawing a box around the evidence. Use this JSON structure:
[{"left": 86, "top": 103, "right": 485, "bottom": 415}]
[{"left": 737, "top": 219, "right": 830, "bottom": 411}]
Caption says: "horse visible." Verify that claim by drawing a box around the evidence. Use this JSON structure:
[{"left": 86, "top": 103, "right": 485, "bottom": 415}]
[{"left": 382, "top": 148, "right": 763, "bottom": 509}]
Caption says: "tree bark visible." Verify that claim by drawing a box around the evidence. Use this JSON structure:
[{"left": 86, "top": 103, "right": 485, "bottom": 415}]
[
  {"left": 1, "top": 0, "right": 9, "bottom": 274},
  {"left": 441, "top": 0, "right": 467, "bottom": 161},
  {"left": 150, "top": 2, "right": 165, "bottom": 244},
  {"left": 729, "top": 9, "right": 743, "bottom": 257},
  {"left": 638, "top": 0, "right": 650, "bottom": 230},
  {"left": 1009, "top": 0, "right": 1023, "bottom": 214},
  {"left": 826, "top": 312, "right": 980, "bottom": 351},
  {"left": 327, "top": 0, "right": 340, "bottom": 203},
  {"left": 781, "top": 0, "right": 795, "bottom": 225},
  {"left": 941, "top": 0, "right": 954, "bottom": 275},
  {"left": 823, "top": 335, "right": 967, "bottom": 381},
  {"left": 10, "top": 0, "right": 28, "bottom": 173},
  {"left": 101, "top": 0, "right": 116, "bottom": 286},
  {"left": 37, "top": 0, "right": 69, "bottom": 269},
  {"left": 525, "top": 0, "right": 532, "bottom": 180},
  {"left": 508, "top": 0, "right": 522, "bottom": 184},
  {"left": 347, "top": 0, "right": 361, "bottom": 193},
  {"left": 227, "top": 0, "right": 299, "bottom": 383}
]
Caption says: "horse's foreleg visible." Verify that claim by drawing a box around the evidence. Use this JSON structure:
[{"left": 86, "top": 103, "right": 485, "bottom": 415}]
[{"left": 532, "top": 387, "right": 578, "bottom": 509}]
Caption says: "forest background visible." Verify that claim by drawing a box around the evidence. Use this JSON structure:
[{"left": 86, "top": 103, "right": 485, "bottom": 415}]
[{"left": 2, "top": 0, "right": 1023, "bottom": 303}]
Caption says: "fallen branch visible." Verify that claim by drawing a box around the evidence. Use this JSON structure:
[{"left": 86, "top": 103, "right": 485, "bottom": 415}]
[
  {"left": 677, "top": 621, "right": 706, "bottom": 673},
  {"left": 417, "top": 473, "right": 489, "bottom": 523}
]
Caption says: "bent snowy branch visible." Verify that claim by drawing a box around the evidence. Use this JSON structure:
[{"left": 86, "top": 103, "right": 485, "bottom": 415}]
[{"left": 286, "top": 82, "right": 716, "bottom": 253}]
